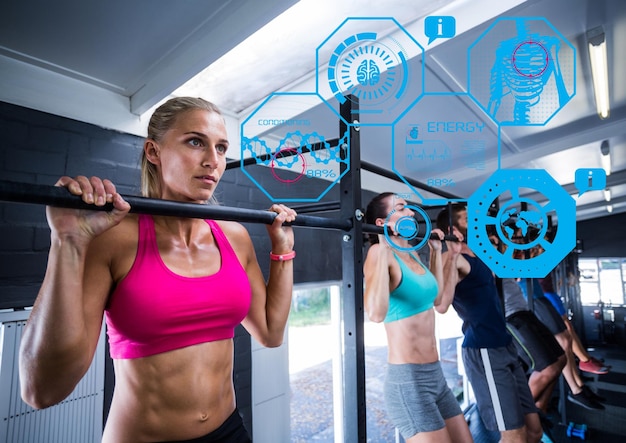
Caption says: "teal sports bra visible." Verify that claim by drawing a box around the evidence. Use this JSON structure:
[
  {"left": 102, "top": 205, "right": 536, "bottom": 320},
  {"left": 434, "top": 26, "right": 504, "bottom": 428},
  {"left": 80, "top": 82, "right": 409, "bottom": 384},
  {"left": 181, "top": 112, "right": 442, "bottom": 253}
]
[{"left": 384, "top": 252, "right": 438, "bottom": 323}]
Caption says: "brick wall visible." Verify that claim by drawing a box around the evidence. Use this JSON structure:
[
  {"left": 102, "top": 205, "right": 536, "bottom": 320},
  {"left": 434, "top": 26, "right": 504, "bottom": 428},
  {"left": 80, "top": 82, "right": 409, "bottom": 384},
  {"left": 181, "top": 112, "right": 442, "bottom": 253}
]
[{"left": 0, "top": 102, "right": 144, "bottom": 310}]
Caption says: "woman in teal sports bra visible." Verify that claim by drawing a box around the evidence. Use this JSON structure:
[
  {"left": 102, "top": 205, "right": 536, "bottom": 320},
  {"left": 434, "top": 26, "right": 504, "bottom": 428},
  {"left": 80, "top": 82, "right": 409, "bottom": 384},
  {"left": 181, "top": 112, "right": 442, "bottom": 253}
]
[{"left": 364, "top": 192, "right": 473, "bottom": 443}]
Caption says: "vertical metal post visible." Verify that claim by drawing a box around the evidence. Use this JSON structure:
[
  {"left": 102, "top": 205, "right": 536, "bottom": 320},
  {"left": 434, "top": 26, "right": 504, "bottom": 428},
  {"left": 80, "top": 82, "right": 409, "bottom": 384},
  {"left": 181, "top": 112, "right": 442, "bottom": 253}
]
[
  {"left": 339, "top": 95, "right": 366, "bottom": 442},
  {"left": 556, "top": 259, "right": 568, "bottom": 425},
  {"left": 526, "top": 278, "right": 535, "bottom": 312},
  {"left": 331, "top": 284, "right": 345, "bottom": 443},
  {"left": 520, "top": 201, "right": 535, "bottom": 312}
]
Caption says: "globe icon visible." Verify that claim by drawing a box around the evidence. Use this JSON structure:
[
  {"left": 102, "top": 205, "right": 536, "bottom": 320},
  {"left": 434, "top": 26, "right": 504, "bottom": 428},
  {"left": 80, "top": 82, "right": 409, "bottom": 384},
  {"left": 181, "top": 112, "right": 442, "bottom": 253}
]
[{"left": 498, "top": 206, "right": 544, "bottom": 245}]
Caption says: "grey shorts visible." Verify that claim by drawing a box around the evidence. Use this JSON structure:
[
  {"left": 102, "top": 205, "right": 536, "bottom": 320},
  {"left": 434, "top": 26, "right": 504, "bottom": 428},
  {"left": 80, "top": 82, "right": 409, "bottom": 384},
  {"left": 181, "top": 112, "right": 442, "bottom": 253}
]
[
  {"left": 463, "top": 343, "right": 538, "bottom": 432},
  {"left": 384, "top": 361, "right": 462, "bottom": 438}
]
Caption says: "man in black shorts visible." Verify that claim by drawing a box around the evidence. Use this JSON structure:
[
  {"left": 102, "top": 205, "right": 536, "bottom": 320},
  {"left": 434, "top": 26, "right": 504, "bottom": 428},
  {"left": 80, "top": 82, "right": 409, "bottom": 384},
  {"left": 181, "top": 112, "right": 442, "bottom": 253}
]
[{"left": 503, "top": 278, "right": 566, "bottom": 413}]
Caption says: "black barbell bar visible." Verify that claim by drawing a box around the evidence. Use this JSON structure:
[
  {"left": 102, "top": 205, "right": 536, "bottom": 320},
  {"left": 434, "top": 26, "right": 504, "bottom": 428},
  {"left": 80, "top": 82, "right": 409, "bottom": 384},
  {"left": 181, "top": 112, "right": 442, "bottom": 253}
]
[
  {"left": 0, "top": 180, "right": 460, "bottom": 240},
  {"left": 0, "top": 180, "right": 351, "bottom": 231}
]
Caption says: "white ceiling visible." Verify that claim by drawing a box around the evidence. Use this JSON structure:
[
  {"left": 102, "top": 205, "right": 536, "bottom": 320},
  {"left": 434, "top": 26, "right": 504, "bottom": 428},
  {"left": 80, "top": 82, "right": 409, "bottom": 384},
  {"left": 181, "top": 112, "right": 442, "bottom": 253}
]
[{"left": 1, "top": 0, "right": 624, "bottom": 222}]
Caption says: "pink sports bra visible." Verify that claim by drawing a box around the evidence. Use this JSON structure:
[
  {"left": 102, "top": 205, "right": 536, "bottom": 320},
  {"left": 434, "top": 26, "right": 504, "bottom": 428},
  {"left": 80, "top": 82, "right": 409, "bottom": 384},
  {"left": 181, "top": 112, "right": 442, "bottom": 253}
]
[{"left": 105, "top": 215, "right": 251, "bottom": 359}]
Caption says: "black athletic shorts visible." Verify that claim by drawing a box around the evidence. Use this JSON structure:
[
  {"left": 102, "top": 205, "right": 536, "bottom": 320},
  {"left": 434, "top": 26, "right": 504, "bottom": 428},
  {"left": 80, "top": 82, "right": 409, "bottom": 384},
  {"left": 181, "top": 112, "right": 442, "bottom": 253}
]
[
  {"left": 506, "top": 310, "right": 564, "bottom": 372},
  {"left": 159, "top": 409, "right": 251, "bottom": 443}
]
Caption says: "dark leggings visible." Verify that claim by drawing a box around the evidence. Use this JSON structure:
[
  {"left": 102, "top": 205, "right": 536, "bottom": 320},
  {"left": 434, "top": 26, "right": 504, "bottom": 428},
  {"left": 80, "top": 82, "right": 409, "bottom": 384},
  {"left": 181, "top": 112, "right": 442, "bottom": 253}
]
[{"left": 159, "top": 409, "right": 251, "bottom": 443}]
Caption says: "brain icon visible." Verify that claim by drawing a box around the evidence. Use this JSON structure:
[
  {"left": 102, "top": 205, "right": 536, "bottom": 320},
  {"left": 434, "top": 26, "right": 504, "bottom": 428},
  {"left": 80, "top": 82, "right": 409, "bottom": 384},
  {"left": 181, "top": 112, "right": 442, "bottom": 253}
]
[{"left": 356, "top": 59, "right": 381, "bottom": 86}]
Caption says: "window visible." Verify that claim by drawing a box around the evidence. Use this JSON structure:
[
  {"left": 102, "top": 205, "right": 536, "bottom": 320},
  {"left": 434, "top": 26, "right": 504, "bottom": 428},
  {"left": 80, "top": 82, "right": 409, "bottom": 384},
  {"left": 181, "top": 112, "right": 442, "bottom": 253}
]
[
  {"left": 288, "top": 283, "right": 334, "bottom": 442},
  {"left": 579, "top": 258, "right": 626, "bottom": 306},
  {"left": 287, "top": 281, "right": 468, "bottom": 442},
  {"left": 287, "top": 282, "right": 399, "bottom": 441}
]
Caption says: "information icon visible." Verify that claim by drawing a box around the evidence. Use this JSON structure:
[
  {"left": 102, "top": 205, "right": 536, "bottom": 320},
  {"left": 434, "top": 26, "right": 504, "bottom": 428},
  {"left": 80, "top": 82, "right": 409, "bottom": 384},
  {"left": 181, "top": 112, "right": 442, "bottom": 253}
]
[{"left": 425, "top": 16, "right": 456, "bottom": 45}]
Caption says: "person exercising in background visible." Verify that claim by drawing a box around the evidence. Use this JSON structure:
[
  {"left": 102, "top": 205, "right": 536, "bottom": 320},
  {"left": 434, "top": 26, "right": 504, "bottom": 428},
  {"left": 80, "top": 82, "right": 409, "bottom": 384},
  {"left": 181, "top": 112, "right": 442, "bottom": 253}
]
[
  {"left": 519, "top": 273, "right": 605, "bottom": 410},
  {"left": 19, "top": 97, "right": 297, "bottom": 443},
  {"left": 511, "top": 228, "right": 605, "bottom": 410},
  {"left": 538, "top": 255, "right": 610, "bottom": 376},
  {"left": 437, "top": 204, "right": 542, "bottom": 443},
  {"left": 363, "top": 193, "right": 473, "bottom": 443},
  {"left": 489, "top": 232, "right": 566, "bottom": 415}
]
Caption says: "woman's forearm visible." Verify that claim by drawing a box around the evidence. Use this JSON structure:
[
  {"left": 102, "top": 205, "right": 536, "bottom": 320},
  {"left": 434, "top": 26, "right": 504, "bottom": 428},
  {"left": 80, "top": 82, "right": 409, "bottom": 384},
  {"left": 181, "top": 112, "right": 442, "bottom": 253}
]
[
  {"left": 19, "top": 237, "right": 95, "bottom": 408},
  {"left": 263, "top": 259, "right": 294, "bottom": 345},
  {"left": 435, "top": 252, "right": 460, "bottom": 314}
]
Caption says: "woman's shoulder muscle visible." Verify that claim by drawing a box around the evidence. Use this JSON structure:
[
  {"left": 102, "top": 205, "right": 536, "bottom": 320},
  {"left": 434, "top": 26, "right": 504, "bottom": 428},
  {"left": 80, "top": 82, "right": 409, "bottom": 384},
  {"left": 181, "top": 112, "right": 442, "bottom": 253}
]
[
  {"left": 87, "top": 214, "right": 139, "bottom": 284},
  {"left": 214, "top": 220, "right": 253, "bottom": 261},
  {"left": 214, "top": 220, "right": 251, "bottom": 244}
]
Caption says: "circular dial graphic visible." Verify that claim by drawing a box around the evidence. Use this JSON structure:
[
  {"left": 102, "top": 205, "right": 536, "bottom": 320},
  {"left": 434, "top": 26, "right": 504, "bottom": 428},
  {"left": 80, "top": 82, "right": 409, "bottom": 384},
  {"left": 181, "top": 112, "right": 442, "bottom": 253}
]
[{"left": 383, "top": 204, "right": 432, "bottom": 252}]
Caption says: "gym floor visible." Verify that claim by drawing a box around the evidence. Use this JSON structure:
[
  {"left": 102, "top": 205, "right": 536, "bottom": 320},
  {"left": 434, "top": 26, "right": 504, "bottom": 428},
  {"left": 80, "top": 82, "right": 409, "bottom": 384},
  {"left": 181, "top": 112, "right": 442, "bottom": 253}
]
[
  {"left": 290, "top": 336, "right": 626, "bottom": 442},
  {"left": 546, "top": 344, "right": 626, "bottom": 443},
  {"left": 467, "top": 344, "right": 626, "bottom": 443}
]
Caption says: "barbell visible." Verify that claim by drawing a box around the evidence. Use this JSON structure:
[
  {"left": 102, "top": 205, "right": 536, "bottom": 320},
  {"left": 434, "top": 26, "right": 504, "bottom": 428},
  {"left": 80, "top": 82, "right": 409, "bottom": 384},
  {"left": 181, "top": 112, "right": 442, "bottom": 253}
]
[{"left": 0, "top": 180, "right": 459, "bottom": 241}]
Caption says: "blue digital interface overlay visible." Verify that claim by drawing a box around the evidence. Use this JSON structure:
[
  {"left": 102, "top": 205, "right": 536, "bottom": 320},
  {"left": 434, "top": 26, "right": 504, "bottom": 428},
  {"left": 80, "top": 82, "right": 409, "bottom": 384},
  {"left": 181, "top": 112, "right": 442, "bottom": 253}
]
[
  {"left": 392, "top": 94, "right": 499, "bottom": 205},
  {"left": 317, "top": 18, "right": 424, "bottom": 125},
  {"left": 238, "top": 13, "right": 582, "bottom": 281},
  {"left": 467, "top": 169, "right": 576, "bottom": 278},
  {"left": 468, "top": 17, "right": 576, "bottom": 126},
  {"left": 240, "top": 93, "right": 349, "bottom": 202},
  {"left": 383, "top": 203, "right": 432, "bottom": 252},
  {"left": 425, "top": 16, "right": 456, "bottom": 45},
  {"left": 574, "top": 168, "right": 606, "bottom": 197}
]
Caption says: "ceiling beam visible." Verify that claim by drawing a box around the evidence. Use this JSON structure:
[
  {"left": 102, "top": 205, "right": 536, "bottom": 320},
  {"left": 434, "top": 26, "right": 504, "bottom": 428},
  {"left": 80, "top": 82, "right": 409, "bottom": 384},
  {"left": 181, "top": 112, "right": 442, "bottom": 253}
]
[
  {"left": 443, "top": 104, "right": 626, "bottom": 184},
  {"left": 130, "top": 0, "right": 299, "bottom": 116},
  {"left": 237, "top": 0, "right": 527, "bottom": 137},
  {"left": 0, "top": 54, "right": 147, "bottom": 136},
  {"left": 520, "top": 168, "right": 626, "bottom": 202}
]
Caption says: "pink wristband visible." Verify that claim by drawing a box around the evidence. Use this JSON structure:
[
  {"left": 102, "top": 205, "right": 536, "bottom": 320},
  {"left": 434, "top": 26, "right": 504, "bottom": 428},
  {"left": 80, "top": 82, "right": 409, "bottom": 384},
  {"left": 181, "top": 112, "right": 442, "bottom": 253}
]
[{"left": 270, "top": 250, "right": 296, "bottom": 261}]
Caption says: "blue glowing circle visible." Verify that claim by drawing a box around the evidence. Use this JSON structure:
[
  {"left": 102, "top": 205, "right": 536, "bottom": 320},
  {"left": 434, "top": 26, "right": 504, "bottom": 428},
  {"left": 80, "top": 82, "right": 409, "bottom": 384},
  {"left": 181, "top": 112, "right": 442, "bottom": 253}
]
[
  {"left": 383, "top": 205, "right": 432, "bottom": 252},
  {"left": 467, "top": 169, "right": 576, "bottom": 277},
  {"left": 396, "top": 216, "right": 418, "bottom": 240}
]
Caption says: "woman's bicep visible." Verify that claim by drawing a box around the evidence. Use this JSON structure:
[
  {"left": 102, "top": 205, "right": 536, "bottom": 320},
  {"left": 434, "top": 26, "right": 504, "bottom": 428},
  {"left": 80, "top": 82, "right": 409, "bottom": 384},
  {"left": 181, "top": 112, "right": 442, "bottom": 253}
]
[
  {"left": 240, "top": 259, "right": 269, "bottom": 338},
  {"left": 221, "top": 223, "right": 269, "bottom": 339},
  {"left": 363, "top": 248, "right": 392, "bottom": 322}
]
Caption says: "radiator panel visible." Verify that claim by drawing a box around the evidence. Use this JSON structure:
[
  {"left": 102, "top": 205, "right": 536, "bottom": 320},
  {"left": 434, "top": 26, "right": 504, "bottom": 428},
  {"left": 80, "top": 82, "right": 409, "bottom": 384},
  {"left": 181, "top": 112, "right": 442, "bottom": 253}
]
[{"left": 0, "top": 313, "right": 105, "bottom": 443}]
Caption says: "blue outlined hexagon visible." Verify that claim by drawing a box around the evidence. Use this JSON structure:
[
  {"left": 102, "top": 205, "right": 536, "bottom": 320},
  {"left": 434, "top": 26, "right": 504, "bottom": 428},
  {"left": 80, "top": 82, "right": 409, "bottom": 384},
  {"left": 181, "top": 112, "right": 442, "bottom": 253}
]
[
  {"left": 240, "top": 92, "right": 349, "bottom": 203},
  {"left": 467, "top": 169, "right": 576, "bottom": 278},
  {"left": 468, "top": 17, "right": 576, "bottom": 126},
  {"left": 391, "top": 93, "right": 499, "bottom": 205},
  {"left": 316, "top": 17, "right": 424, "bottom": 126}
]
